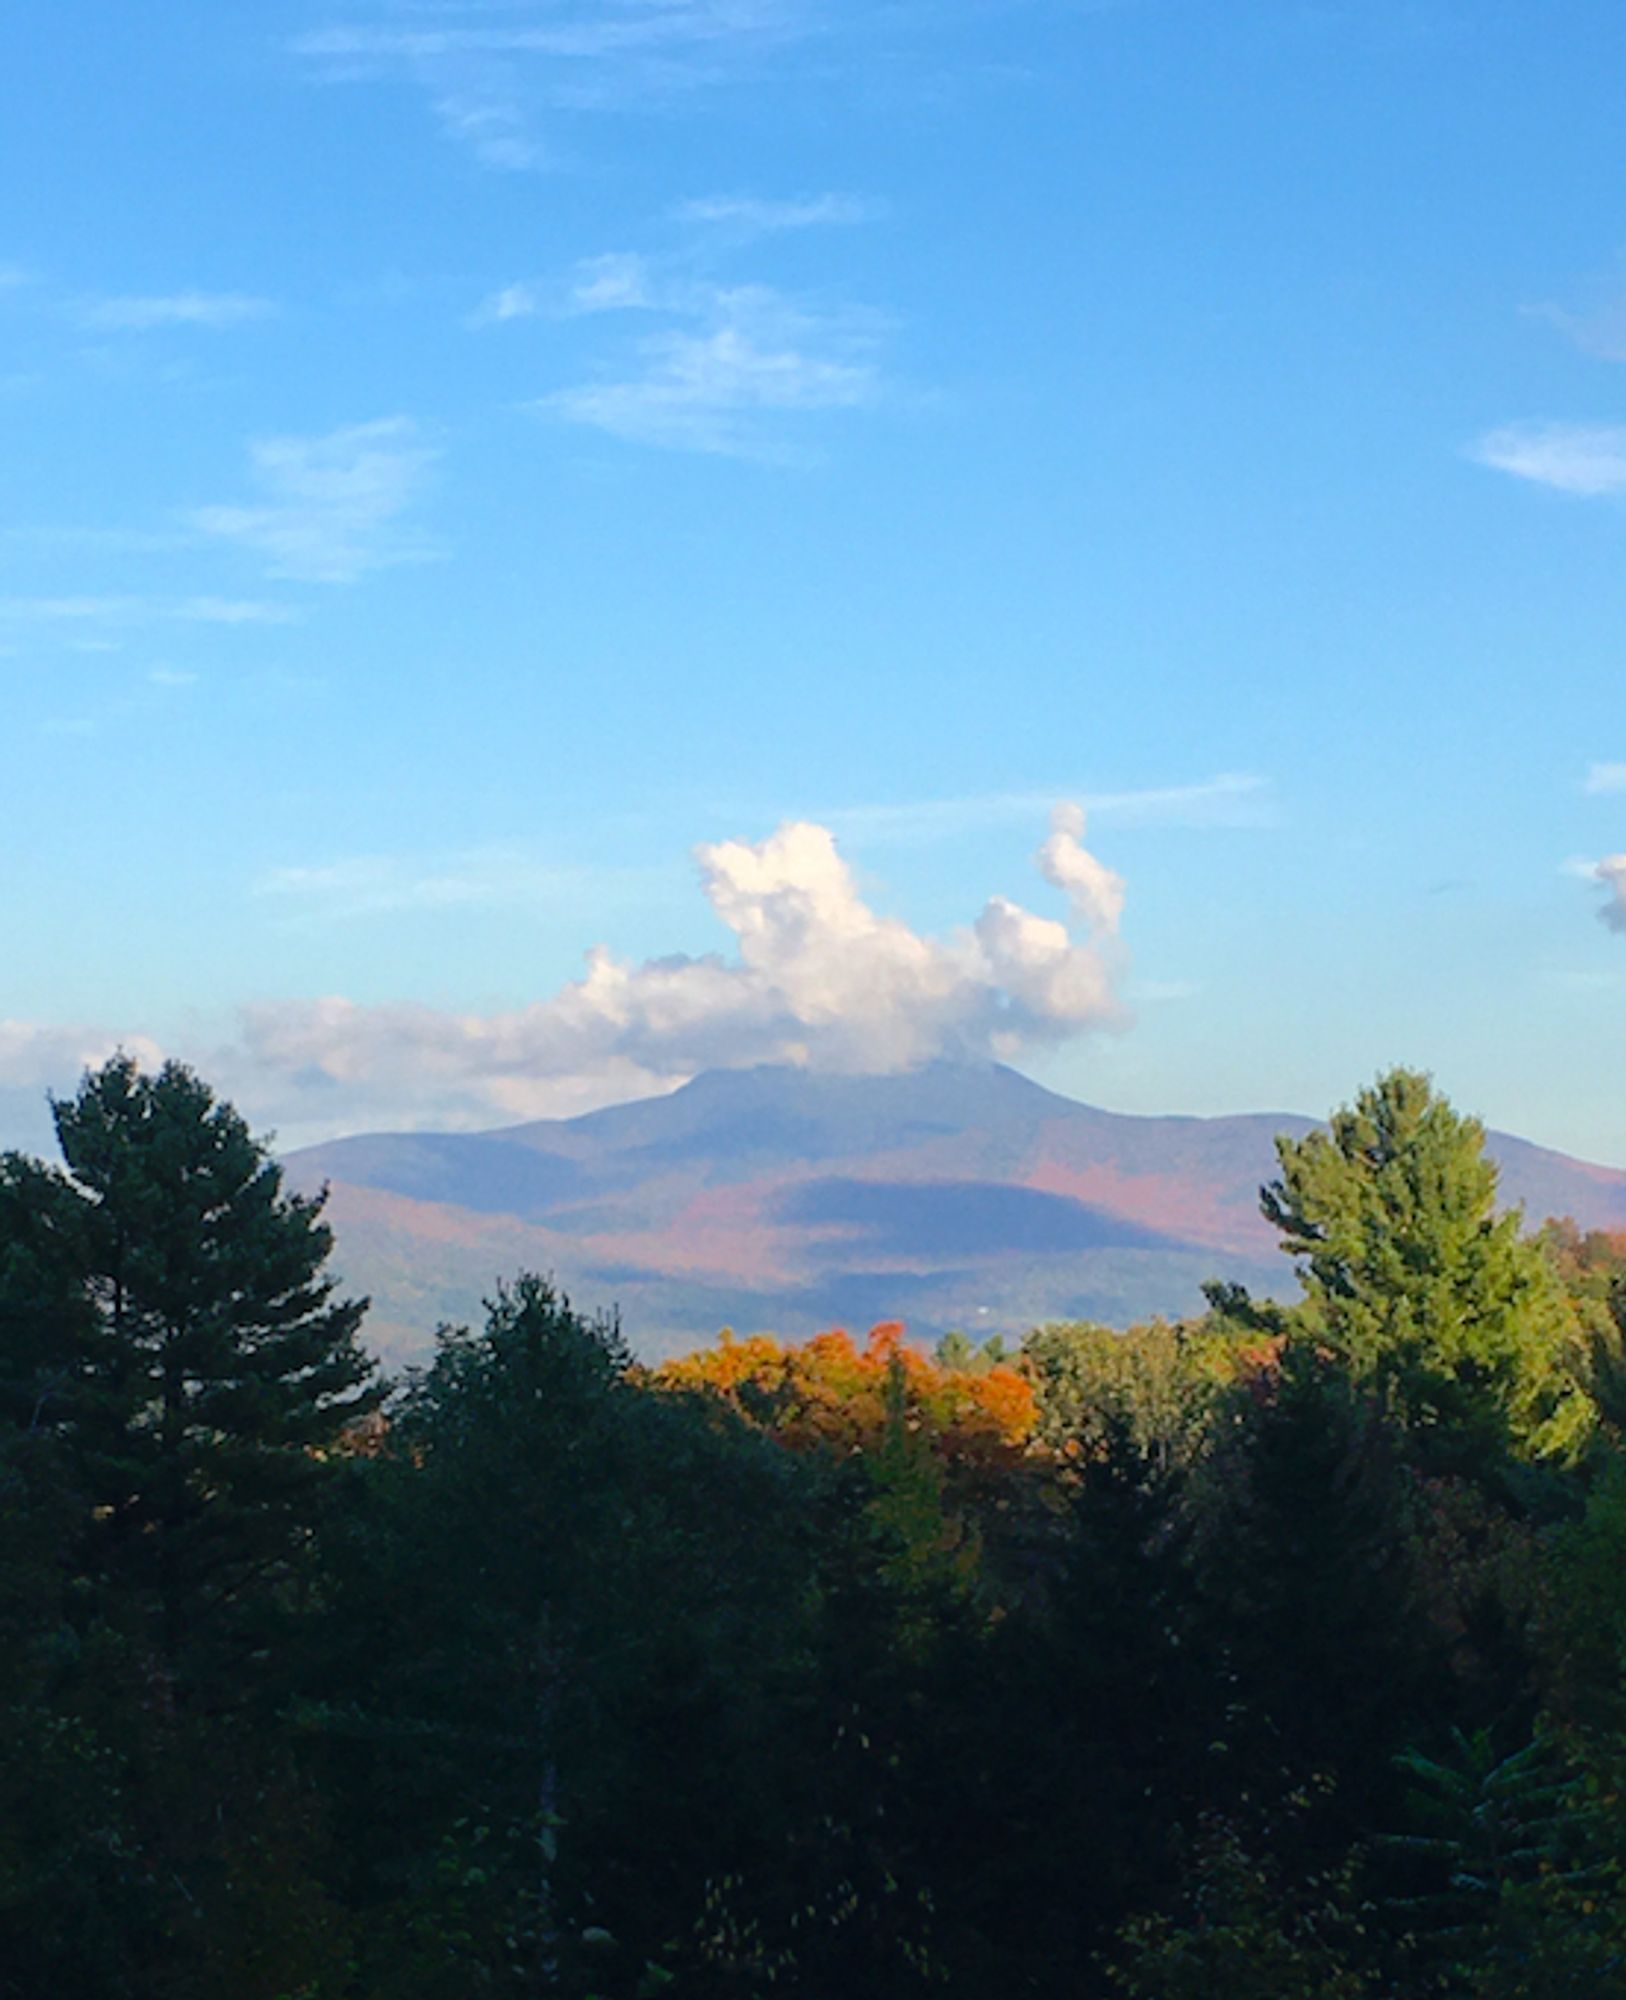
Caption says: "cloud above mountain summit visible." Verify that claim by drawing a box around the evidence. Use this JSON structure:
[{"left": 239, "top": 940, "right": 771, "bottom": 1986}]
[
  {"left": 0, "top": 810, "right": 1128, "bottom": 1144},
  {"left": 236, "top": 806, "right": 1128, "bottom": 1134}
]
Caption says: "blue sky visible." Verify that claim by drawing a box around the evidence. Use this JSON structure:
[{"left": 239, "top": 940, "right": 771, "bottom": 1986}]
[{"left": 3, "top": 0, "right": 1625, "bottom": 1161}]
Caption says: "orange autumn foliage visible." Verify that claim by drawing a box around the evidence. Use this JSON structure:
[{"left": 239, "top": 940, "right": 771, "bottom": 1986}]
[{"left": 654, "top": 1321, "right": 1038, "bottom": 1464}]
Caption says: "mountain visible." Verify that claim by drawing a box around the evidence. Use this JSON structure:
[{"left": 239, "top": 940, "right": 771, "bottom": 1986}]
[{"left": 283, "top": 1063, "right": 1626, "bottom": 1364}]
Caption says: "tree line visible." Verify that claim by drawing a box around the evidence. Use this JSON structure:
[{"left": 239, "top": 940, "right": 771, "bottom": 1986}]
[{"left": 3, "top": 1055, "right": 1625, "bottom": 1996}]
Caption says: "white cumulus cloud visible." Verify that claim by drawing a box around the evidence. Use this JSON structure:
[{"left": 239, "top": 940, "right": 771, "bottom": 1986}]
[
  {"left": 0, "top": 811, "right": 1130, "bottom": 1146},
  {"left": 236, "top": 806, "right": 1128, "bottom": 1133},
  {"left": 0, "top": 1020, "right": 165, "bottom": 1091},
  {"left": 0, "top": 1024, "right": 161, "bottom": 1154},
  {"left": 1038, "top": 800, "right": 1126, "bottom": 933}
]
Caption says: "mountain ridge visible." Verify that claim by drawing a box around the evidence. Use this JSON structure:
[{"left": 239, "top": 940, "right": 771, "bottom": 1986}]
[{"left": 284, "top": 1063, "right": 1626, "bottom": 1363}]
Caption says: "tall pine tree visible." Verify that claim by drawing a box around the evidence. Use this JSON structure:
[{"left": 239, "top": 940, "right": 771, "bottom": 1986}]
[
  {"left": 0, "top": 1053, "right": 377, "bottom": 1689},
  {"left": 1213, "top": 1069, "right": 1590, "bottom": 1466}
]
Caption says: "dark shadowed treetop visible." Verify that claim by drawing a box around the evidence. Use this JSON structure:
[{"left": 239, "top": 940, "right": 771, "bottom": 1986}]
[
  {"left": 44, "top": 1054, "right": 378, "bottom": 1448},
  {"left": 0, "top": 1055, "right": 378, "bottom": 1681}
]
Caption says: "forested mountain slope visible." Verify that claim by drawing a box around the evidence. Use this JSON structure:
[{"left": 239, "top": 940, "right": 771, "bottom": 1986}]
[{"left": 284, "top": 1064, "right": 1626, "bottom": 1361}]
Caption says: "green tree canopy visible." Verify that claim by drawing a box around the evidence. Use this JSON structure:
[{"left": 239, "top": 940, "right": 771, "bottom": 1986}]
[
  {"left": 1019, "top": 1314, "right": 1241, "bottom": 1470},
  {"left": 1214, "top": 1068, "right": 1591, "bottom": 1463}
]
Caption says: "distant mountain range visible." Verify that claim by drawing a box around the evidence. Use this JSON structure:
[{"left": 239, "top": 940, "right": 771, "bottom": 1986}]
[{"left": 283, "top": 1063, "right": 1626, "bottom": 1364}]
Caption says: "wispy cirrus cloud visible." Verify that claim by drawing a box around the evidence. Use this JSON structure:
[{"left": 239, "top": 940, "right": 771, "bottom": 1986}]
[
  {"left": 192, "top": 417, "right": 441, "bottom": 583},
  {"left": 468, "top": 280, "right": 547, "bottom": 325},
  {"left": 0, "top": 267, "right": 275, "bottom": 337},
  {"left": 1081, "top": 773, "right": 1277, "bottom": 828},
  {"left": 77, "top": 290, "right": 277, "bottom": 332},
  {"left": 1524, "top": 256, "right": 1626, "bottom": 365},
  {"left": 292, "top": 1, "right": 813, "bottom": 169},
  {"left": 1471, "top": 422, "right": 1626, "bottom": 496},
  {"left": 253, "top": 847, "right": 620, "bottom": 922},
  {"left": 565, "top": 251, "right": 658, "bottom": 314},
  {"left": 828, "top": 773, "right": 1276, "bottom": 845},
  {"left": 672, "top": 191, "right": 884, "bottom": 235},
  {"left": 40, "top": 658, "right": 206, "bottom": 739},
  {"left": 0, "top": 524, "right": 199, "bottom": 555},
  {"left": 433, "top": 80, "right": 548, "bottom": 169},
  {"left": 0, "top": 595, "right": 149, "bottom": 624},
  {"left": 1584, "top": 761, "right": 1626, "bottom": 795},
  {"left": 293, "top": 8, "right": 805, "bottom": 63},
  {"left": 541, "top": 281, "right": 886, "bottom": 457},
  {"left": 178, "top": 595, "right": 301, "bottom": 624},
  {"left": 472, "top": 189, "right": 877, "bottom": 326},
  {"left": 468, "top": 254, "right": 656, "bottom": 325},
  {"left": 471, "top": 186, "right": 892, "bottom": 455},
  {"left": 0, "top": 594, "right": 297, "bottom": 628},
  {"left": 1529, "top": 300, "right": 1626, "bottom": 365}
]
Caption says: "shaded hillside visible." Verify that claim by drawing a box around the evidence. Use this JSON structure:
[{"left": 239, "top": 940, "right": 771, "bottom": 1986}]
[{"left": 284, "top": 1063, "right": 1626, "bottom": 1363}]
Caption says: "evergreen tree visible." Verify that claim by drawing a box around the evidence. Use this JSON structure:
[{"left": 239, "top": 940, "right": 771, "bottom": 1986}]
[
  {"left": 314, "top": 1274, "right": 825, "bottom": 1997},
  {"left": 1193, "top": 1348, "right": 1434, "bottom": 1847},
  {"left": 1379, "top": 1729, "right": 1625, "bottom": 1996},
  {"left": 0, "top": 1056, "right": 378, "bottom": 1995},
  {"left": 0, "top": 1054, "right": 377, "bottom": 1687},
  {"left": 920, "top": 1415, "right": 1213, "bottom": 1994},
  {"left": 1216, "top": 1069, "right": 1591, "bottom": 1465},
  {"left": 1029, "top": 1415, "right": 1209, "bottom": 1965}
]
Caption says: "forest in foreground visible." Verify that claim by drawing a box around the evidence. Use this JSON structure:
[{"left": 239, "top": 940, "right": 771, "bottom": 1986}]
[{"left": 4, "top": 1057, "right": 1626, "bottom": 1998}]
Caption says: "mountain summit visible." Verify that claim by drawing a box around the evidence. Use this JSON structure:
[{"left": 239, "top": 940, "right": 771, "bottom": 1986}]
[{"left": 284, "top": 1064, "right": 1626, "bottom": 1363}]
